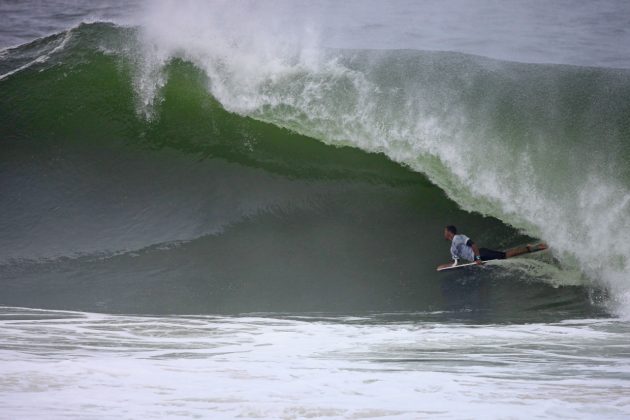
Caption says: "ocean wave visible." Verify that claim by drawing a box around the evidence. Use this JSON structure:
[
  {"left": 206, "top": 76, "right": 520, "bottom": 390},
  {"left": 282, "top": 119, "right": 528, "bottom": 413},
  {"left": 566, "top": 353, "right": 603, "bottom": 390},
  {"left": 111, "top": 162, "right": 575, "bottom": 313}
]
[
  {"left": 133, "top": 10, "right": 630, "bottom": 313},
  {"left": 0, "top": 21, "right": 627, "bottom": 315}
]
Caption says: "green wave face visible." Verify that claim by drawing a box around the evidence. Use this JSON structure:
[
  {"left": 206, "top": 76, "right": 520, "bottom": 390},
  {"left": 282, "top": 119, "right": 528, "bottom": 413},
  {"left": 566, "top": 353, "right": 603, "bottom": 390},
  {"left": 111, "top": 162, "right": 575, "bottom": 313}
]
[{"left": 0, "top": 23, "right": 623, "bottom": 318}]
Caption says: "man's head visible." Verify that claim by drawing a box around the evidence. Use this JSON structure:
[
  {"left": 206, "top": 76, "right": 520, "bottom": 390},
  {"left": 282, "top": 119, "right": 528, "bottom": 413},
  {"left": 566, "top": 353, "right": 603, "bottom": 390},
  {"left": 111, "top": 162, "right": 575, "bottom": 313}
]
[{"left": 444, "top": 225, "right": 457, "bottom": 241}]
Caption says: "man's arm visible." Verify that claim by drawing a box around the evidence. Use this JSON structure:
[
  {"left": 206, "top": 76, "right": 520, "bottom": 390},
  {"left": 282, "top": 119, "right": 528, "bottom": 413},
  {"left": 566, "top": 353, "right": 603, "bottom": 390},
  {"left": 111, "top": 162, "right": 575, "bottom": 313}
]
[
  {"left": 465, "top": 238, "right": 482, "bottom": 265},
  {"left": 469, "top": 241, "right": 483, "bottom": 265},
  {"left": 450, "top": 240, "right": 459, "bottom": 263}
]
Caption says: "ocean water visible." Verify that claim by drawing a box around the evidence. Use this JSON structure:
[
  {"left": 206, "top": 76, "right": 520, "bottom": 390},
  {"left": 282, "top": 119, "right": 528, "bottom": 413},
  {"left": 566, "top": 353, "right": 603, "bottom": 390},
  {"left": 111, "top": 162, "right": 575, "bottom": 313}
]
[{"left": 1, "top": 1, "right": 630, "bottom": 418}]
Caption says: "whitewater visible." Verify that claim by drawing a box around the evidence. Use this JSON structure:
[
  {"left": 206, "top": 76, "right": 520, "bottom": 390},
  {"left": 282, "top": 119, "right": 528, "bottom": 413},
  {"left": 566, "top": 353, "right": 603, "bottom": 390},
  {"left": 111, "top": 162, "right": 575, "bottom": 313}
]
[{"left": 1, "top": 0, "right": 630, "bottom": 418}]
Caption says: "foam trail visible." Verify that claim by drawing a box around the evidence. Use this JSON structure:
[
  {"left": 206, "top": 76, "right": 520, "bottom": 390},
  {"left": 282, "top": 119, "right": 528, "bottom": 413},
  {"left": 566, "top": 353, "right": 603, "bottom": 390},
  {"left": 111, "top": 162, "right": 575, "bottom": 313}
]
[{"left": 0, "top": 31, "right": 72, "bottom": 81}]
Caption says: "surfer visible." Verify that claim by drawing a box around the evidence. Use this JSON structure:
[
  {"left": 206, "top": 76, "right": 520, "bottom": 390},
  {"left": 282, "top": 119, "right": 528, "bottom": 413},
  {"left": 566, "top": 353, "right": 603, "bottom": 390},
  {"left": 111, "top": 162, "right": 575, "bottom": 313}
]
[{"left": 442, "top": 225, "right": 547, "bottom": 268}]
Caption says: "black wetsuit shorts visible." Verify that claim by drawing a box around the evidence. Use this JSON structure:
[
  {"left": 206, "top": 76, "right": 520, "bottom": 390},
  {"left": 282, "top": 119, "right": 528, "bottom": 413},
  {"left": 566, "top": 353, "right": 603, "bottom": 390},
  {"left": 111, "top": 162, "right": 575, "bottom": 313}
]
[{"left": 479, "top": 248, "right": 506, "bottom": 261}]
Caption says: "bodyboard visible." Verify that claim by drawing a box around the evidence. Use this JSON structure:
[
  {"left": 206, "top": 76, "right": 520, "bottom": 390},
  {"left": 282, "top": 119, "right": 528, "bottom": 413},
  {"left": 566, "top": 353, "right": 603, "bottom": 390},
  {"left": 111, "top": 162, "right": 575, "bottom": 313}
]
[{"left": 436, "top": 261, "right": 483, "bottom": 272}]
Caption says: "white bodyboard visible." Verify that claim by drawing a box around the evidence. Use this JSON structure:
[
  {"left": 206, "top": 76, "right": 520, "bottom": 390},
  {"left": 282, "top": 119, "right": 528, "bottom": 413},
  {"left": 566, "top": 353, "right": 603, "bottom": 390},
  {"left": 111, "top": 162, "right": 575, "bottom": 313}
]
[{"left": 436, "top": 262, "right": 481, "bottom": 272}]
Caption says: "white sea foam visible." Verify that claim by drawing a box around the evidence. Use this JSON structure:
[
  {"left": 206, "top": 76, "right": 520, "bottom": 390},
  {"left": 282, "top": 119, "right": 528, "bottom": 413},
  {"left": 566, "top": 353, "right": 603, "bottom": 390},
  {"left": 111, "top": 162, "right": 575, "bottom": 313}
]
[{"left": 0, "top": 308, "right": 629, "bottom": 418}]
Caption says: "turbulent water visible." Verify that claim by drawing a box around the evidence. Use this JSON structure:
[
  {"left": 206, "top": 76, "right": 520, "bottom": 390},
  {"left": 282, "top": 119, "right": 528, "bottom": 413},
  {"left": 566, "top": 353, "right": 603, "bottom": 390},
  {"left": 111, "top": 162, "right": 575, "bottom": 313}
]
[{"left": 1, "top": 1, "right": 630, "bottom": 418}]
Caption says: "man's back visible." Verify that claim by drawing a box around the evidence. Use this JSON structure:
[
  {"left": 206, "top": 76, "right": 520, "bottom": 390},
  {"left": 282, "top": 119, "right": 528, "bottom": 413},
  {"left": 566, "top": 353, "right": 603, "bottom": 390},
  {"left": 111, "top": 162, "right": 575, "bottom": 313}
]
[{"left": 450, "top": 234, "right": 475, "bottom": 262}]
